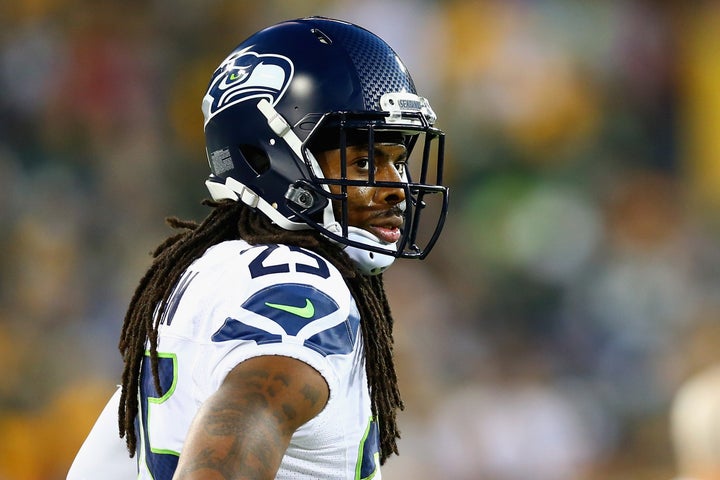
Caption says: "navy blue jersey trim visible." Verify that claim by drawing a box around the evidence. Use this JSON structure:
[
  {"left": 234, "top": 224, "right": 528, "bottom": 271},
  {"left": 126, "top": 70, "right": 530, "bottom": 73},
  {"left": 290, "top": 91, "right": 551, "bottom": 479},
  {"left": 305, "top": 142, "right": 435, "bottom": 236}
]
[
  {"left": 242, "top": 283, "right": 338, "bottom": 332},
  {"left": 211, "top": 317, "right": 283, "bottom": 345},
  {"left": 211, "top": 283, "right": 359, "bottom": 356}
]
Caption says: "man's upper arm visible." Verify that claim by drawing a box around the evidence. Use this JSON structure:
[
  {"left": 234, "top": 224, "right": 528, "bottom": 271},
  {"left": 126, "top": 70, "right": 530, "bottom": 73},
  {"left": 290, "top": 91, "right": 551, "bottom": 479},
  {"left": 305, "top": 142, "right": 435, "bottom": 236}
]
[{"left": 173, "top": 355, "right": 329, "bottom": 480}]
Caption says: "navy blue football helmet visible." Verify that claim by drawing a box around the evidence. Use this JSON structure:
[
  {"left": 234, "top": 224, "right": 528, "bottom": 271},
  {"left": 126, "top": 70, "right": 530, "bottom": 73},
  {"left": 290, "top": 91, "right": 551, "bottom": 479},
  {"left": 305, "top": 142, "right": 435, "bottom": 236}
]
[{"left": 202, "top": 16, "right": 448, "bottom": 274}]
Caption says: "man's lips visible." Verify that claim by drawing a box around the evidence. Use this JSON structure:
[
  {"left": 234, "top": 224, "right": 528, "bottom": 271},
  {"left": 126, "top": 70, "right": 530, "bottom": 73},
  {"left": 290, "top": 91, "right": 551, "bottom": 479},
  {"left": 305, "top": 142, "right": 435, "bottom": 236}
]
[
  {"left": 366, "top": 211, "right": 404, "bottom": 243},
  {"left": 366, "top": 225, "right": 400, "bottom": 243}
]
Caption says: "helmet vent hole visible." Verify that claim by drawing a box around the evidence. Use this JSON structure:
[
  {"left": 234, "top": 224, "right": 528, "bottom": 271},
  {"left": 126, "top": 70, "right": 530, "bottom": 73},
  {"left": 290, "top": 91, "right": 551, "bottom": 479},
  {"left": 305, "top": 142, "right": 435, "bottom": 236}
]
[
  {"left": 239, "top": 144, "right": 270, "bottom": 175},
  {"left": 311, "top": 28, "right": 332, "bottom": 45}
]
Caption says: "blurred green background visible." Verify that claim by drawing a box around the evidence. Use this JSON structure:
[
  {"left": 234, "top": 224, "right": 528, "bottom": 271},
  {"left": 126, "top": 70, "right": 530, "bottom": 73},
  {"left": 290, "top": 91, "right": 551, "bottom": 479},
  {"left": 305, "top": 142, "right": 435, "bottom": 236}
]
[{"left": 2, "top": 1, "right": 720, "bottom": 478}]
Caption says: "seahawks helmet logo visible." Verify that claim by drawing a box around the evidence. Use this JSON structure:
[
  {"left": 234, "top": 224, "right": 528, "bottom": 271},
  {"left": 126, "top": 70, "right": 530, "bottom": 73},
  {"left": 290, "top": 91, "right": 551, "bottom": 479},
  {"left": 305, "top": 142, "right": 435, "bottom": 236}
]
[{"left": 202, "top": 48, "right": 294, "bottom": 125}]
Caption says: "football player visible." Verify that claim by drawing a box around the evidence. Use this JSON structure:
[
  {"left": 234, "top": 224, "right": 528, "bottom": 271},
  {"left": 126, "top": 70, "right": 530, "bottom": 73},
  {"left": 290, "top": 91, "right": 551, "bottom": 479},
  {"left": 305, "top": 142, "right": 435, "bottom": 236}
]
[{"left": 68, "top": 16, "right": 448, "bottom": 479}]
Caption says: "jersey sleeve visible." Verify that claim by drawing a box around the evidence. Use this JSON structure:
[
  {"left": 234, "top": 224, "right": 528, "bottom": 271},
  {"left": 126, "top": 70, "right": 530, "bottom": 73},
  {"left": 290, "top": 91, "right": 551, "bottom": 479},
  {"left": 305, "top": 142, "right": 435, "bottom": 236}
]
[{"left": 175, "top": 242, "right": 360, "bottom": 399}]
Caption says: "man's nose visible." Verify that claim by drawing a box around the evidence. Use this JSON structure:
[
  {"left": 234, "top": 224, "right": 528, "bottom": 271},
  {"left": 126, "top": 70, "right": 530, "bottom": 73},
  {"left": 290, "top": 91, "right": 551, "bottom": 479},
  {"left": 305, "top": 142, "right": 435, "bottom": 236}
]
[{"left": 374, "top": 164, "right": 406, "bottom": 205}]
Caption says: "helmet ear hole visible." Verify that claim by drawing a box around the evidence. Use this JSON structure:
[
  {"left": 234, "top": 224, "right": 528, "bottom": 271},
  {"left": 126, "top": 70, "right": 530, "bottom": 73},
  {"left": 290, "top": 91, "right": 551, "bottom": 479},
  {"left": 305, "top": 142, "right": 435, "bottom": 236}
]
[{"left": 239, "top": 144, "right": 270, "bottom": 174}]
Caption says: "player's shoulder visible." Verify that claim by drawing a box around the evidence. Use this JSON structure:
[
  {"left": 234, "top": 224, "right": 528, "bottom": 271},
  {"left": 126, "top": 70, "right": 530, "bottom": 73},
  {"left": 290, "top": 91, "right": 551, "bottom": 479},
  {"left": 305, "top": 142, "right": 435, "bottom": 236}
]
[
  {"left": 194, "top": 240, "right": 359, "bottom": 357},
  {"left": 163, "top": 238, "right": 353, "bottom": 332},
  {"left": 189, "top": 240, "right": 350, "bottom": 304}
]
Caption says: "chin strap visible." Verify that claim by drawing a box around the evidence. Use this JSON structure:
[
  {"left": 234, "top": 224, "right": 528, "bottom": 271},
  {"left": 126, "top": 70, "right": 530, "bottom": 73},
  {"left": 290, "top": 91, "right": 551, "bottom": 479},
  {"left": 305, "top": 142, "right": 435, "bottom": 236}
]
[{"left": 344, "top": 227, "right": 396, "bottom": 275}]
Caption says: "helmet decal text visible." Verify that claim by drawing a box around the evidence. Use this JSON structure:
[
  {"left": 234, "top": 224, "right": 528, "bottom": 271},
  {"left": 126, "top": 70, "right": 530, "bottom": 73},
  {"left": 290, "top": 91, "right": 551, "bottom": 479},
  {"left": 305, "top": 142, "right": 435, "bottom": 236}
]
[{"left": 202, "top": 48, "right": 294, "bottom": 125}]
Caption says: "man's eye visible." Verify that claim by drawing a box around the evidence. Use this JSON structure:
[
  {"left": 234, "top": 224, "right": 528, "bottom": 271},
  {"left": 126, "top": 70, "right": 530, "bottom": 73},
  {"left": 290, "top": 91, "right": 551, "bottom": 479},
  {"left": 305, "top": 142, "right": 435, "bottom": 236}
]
[{"left": 354, "top": 158, "right": 370, "bottom": 170}]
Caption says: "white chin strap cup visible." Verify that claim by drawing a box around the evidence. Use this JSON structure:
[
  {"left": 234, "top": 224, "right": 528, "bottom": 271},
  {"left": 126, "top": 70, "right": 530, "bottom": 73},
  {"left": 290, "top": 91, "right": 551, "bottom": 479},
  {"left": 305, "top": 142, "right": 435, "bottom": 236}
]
[{"left": 344, "top": 227, "right": 396, "bottom": 276}]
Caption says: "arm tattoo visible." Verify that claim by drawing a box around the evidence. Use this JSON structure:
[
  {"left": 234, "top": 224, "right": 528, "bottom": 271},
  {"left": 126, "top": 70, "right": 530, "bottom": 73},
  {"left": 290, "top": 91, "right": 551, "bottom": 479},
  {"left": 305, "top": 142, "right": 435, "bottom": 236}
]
[
  {"left": 301, "top": 384, "right": 322, "bottom": 405},
  {"left": 174, "top": 358, "right": 328, "bottom": 479}
]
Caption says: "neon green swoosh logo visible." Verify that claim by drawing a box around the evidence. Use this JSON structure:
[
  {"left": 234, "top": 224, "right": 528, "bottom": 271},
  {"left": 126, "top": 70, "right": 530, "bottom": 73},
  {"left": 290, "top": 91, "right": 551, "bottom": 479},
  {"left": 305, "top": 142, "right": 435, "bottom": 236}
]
[
  {"left": 265, "top": 298, "right": 315, "bottom": 318},
  {"left": 229, "top": 72, "right": 240, "bottom": 80}
]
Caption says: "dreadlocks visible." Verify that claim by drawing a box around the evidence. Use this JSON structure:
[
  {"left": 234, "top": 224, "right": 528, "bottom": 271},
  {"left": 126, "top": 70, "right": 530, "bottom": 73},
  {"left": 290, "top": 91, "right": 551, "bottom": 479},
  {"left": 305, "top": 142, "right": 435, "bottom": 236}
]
[{"left": 118, "top": 199, "right": 404, "bottom": 464}]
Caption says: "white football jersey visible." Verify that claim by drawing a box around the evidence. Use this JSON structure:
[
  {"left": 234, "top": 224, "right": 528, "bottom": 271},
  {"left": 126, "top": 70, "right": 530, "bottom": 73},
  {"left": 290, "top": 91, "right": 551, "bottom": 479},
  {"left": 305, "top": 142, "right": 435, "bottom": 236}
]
[{"left": 135, "top": 239, "right": 381, "bottom": 480}]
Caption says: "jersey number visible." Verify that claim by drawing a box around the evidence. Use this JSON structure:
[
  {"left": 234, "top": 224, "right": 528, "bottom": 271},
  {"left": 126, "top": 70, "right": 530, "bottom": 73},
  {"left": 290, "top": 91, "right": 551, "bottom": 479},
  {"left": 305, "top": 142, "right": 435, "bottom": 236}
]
[
  {"left": 357, "top": 418, "right": 380, "bottom": 480},
  {"left": 248, "top": 245, "right": 331, "bottom": 279},
  {"left": 139, "top": 351, "right": 180, "bottom": 478}
]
